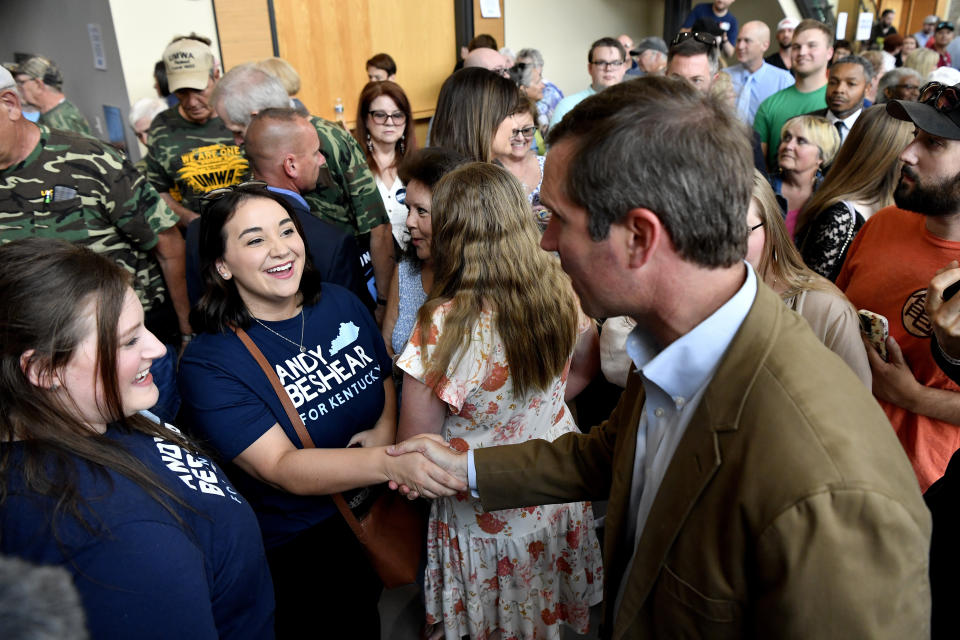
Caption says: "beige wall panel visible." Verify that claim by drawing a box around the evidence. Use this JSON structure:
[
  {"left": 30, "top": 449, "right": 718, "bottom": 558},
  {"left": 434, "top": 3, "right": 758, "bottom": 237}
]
[
  {"left": 213, "top": 0, "right": 274, "bottom": 70},
  {"left": 503, "top": 0, "right": 661, "bottom": 96},
  {"left": 273, "top": 0, "right": 456, "bottom": 126}
]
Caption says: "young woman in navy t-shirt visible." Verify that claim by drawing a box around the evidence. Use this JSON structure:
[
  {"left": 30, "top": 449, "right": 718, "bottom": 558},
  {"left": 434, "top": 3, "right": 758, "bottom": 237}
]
[
  {"left": 178, "top": 184, "right": 462, "bottom": 638},
  {"left": 0, "top": 238, "right": 275, "bottom": 639}
]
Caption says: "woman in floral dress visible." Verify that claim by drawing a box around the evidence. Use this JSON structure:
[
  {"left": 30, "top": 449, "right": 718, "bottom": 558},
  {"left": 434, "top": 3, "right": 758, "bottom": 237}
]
[{"left": 397, "top": 162, "right": 603, "bottom": 640}]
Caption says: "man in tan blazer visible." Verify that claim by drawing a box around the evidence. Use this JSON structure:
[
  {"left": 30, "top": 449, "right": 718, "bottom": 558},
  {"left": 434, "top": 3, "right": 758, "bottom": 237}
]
[{"left": 391, "top": 77, "right": 931, "bottom": 638}]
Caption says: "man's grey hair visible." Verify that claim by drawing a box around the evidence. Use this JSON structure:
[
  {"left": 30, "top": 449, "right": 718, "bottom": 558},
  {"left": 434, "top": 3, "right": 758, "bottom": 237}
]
[
  {"left": 876, "top": 67, "right": 922, "bottom": 103},
  {"left": 0, "top": 556, "right": 88, "bottom": 639},
  {"left": 211, "top": 63, "right": 289, "bottom": 128},
  {"left": 511, "top": 61, "right": 539, "bottom": 88},
  {"left": 516, "top": 48, "right": 544, "bottom": 69},
  {"left": 128, "top": 96, "right": 168, "bottom": 128},
  {"left": 830, "top": 55, "right": 875, "bottom": 82},
  {"left": 547, "top": 76, "right": 752, "bottom": 267}
]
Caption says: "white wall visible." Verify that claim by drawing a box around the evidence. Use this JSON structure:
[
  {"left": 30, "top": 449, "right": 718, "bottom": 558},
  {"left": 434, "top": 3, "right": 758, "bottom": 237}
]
[
  {"left": 503, "top": 0, "right": 664, "bottom": 96},
  {"left": 109, "top": 0, "right": 220, "bottom": 108}
]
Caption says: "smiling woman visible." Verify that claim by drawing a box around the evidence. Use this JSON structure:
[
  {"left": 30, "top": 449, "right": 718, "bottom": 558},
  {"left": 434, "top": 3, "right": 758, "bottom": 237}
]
[
  {"left": 0, "top": 238, "right": 275, "bottom": 639},
  {"left": 179, "top": 183, "right": 460, "bottom": 637}
]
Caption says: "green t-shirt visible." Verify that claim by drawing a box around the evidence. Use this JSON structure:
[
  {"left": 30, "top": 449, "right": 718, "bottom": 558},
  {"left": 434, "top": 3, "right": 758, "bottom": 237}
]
[
  {"left": 39, "top": 98, "right": 93, "bottom": 137},
  {"left": 0, "top": 125, "right": 179, "bottom": 312},
  {"left": 144, "top": 107, "right": 248, "bottom": 213},
  {"left": 754, "top": 84, "right": 828, "bottom": 166},
  {"left": 301, "top": 116, "right": 388, "bottom": 237}
]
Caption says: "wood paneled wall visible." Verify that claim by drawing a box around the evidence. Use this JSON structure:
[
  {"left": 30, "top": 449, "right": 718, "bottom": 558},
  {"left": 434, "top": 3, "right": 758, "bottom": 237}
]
[
  {"left": 473, "top": 0, "right": 505, "bottom": 50},
  {"left": 212, "top": 0, "right": 274, "bottom": 69},
  {"left": 272, "top": 0, "right": 457, "bottom": 126}
]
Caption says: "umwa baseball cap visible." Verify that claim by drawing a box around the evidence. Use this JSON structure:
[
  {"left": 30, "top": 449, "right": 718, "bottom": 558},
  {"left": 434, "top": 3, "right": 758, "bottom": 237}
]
[
  {"left": 887, "top": 82, "right": 960, "bottom": 140},
  {"left": 163, "top": 39, "right": 215, "bottom": 92}
]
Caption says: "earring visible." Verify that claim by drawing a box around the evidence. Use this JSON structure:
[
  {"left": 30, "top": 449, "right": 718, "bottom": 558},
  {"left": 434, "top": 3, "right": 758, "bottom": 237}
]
[
  {"left": 366, "top": 132, "right": 373, "bottom": 153},
  {"left": 50, "top": 382, "right": 59, "bottom": 391},
  {"left": 399, "top": 135, "right": 406, "bottom": 155},
  {"left": 217, "top": 267, "right": 229, "bottom": 279}
]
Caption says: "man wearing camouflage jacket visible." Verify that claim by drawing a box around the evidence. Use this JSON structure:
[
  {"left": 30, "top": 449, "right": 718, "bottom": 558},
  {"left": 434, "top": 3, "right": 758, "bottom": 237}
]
[{"left": 0, "top": 66, "right": 191, "bottom": 347}]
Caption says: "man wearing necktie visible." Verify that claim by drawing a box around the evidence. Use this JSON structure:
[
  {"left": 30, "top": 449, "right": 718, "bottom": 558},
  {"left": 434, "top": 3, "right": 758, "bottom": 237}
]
[
  {"left": 725, "top": 20, "right": 795, "bottom": 125},
  {"left": 806, "top": 55, "right": 873, "bottom": 146}
]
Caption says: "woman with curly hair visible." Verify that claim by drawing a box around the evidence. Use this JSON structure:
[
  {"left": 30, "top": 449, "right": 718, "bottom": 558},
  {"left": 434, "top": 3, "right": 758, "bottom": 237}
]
[{"left": 396, "top": 162, "right": 603, "bottom": 640}]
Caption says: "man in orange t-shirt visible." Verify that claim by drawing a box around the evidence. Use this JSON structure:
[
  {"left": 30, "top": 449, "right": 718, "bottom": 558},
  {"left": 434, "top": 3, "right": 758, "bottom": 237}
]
[{"left": 837, "top": 82, "right": 960, "bottom": 490}]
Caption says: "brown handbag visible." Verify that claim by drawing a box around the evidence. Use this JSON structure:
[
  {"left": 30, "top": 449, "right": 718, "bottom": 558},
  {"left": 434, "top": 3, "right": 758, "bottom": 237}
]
[{"left": 234, "top": 325, "right": 424, "bottom": 588}]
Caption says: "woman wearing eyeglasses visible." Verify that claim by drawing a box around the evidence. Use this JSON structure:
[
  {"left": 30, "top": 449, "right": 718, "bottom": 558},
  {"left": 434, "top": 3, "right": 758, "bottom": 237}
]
[
  {"left": 493, "top": 98, "right": 545, "bottom": 208},
  {"left": 747, "top": 170, "right": 870, "bottom": 386},
  {"left": 355, "top": 80, "right": 417, "bottom": 250},
  {"left": 178, "top": 184, "right": 464, "bottom": 638}
]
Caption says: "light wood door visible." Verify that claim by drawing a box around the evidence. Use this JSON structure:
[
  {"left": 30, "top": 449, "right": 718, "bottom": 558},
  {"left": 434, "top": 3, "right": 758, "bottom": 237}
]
[{"left": 272, "top": 0, "right": 457, "bottom": 125}]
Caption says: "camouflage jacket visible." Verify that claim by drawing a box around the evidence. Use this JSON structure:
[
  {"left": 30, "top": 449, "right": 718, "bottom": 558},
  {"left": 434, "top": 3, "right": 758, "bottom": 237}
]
[
  {"left": 302, "top": 116, "right": 388, "bottom": 236},
  {"left": 40, "top": 98, "right": 93, "bottom": 137},
  {"left": 0, "top": 124, "right": 179, "bottom": 313},
  {"left": 144, "top": 107, "right": 248, "bottom": 212}
]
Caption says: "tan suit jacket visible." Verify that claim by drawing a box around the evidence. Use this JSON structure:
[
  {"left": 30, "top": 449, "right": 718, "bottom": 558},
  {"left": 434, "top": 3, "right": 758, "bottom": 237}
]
[{"left": 476, "top": 283, "right": 931, "bottom": 639}]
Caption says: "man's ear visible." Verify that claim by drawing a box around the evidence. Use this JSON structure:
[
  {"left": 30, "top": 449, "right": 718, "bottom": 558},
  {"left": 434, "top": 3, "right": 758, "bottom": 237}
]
[
  {"left": 621, "top": 207, "right": 663, "bottom": 269},
  {"left": 0, "top": 89, "right": 22, "bottom": 122},
  {"left": 20, "top": 350, "right": 58, "bottom": 389},
  {"left": 282, "top": 153, "right": 297, "bottom": 179}
]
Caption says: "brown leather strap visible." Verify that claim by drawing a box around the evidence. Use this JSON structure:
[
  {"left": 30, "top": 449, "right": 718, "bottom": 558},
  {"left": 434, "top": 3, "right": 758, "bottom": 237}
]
[
  {"left": 232, "top": 325, "right": 364, "bottom": 536},
  {"left": 233, "top": 326, "right": 315, "bottom": 448}
]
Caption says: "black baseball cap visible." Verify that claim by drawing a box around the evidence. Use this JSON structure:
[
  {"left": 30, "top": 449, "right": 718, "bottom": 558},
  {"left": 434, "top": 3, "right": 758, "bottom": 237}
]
[{"left": 887, "top": 84, "right": 960, "bottom": 140}]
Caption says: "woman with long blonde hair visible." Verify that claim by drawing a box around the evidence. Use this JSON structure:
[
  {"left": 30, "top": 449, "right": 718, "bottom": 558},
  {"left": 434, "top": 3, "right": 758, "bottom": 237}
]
[
  {"left": 396, "top": 162, "right": 603, "bottom": 640},
  {"left": 748, "top": 170, "right": 871, "bottom": 385},
  {"left": 795, "top": 105, "right": 912, "bottom": 281}
]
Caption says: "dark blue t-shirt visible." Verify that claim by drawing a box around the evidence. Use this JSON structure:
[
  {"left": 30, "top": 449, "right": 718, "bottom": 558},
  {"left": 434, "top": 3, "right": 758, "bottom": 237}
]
[
  {"left": 0, "top": 417, "right": 274, "bottom": 640},
  {"left": 179, "top": 284, "right": 392, "bottom": 548},
  {"left": 682, "top": 3, "right": 739, "bottom": 45}
]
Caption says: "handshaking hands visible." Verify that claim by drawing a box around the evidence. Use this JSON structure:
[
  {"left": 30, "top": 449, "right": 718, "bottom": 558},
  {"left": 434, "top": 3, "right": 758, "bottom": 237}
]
[{"left": 383, "top": 434, "right": 470, "bottom": 500}]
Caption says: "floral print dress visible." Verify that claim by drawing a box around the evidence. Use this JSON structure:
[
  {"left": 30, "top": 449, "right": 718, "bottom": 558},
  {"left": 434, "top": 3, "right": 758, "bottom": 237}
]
[{"left": 397, "top": 303, "right": 603, "bottom": 640}]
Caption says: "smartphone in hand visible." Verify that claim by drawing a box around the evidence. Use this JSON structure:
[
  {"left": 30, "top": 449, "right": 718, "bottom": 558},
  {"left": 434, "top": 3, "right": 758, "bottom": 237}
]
[{"left": 858, "top": 310, "right": 889, "bottom": 361}]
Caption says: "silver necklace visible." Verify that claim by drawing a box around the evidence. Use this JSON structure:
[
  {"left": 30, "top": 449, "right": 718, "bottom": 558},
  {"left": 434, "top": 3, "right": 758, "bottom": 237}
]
[{"left": 252, "top": 308, "right": 305, "bottom": 353}]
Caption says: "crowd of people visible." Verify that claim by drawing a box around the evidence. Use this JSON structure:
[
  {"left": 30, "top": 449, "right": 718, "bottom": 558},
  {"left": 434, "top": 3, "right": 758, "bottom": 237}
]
[{"left": 3, "top": 2, "right": 960, "bottom": 638}]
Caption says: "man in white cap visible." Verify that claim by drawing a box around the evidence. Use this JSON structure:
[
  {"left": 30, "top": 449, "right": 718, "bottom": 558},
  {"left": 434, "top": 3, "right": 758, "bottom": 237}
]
[
  {"left": 144, "top": 36, "right": 247, "bottom": 228},
  {"left": 765, "top": 17, "right": 798, "bottom": 71}
]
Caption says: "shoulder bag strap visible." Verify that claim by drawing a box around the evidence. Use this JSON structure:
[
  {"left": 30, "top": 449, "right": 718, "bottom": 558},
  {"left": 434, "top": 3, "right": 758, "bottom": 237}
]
[
  {"left": 231, "top": 326, "right": 365, "bottom": 537},
  {"left": 233, "top": 325, "right": 315, "bottom": 448}
]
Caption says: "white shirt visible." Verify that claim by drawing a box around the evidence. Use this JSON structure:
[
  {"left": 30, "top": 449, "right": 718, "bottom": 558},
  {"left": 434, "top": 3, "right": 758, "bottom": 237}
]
[
  {"left": 612, "top": 264, "right": 757, "bottom": 621},
  {"left": 825, "top": 107, "right": 862, "bottom": 145}
]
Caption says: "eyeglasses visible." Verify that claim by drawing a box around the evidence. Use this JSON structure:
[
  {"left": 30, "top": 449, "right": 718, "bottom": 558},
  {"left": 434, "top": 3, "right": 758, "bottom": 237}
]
[
  {"left": 200, "top": 180, "right": 269, "bottom": 212},
  {"left": 919, "top": 81, "right": 960, "bottom": 112},
  {"left": 510, "top": 126, "right": 537, "bottom": 139},
  {"left": 894, "top": 83, "right": 921, "bottom": 92},
  {"left": 369, "top": 110, "right": 406, "bottom": 125},
  {"left": 750, "top": 221, "right": 765, "bottom": 232},
  {"left": 590, "top": 60, "right": 624, "bottom": 70},
  {"left": 670, "top": 31, "right": 719, "bottom": 48}
]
